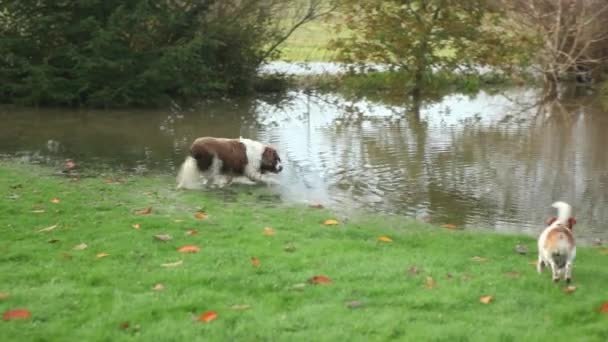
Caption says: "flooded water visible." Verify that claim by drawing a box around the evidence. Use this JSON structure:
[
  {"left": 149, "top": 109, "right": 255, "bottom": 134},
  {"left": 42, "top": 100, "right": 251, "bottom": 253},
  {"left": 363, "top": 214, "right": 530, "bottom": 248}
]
[{"left": 1, "top": 86, "right": 607, "bottom": 242}]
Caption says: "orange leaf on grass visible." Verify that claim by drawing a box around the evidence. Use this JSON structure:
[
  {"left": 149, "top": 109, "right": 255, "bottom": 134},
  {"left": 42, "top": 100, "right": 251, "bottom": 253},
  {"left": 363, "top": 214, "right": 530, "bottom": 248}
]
[
  {"left": 0, "top": 293, "right": 9, "bottom": 300},
  {"left": 194, "top": 212, "right": 208, "bottom": 220},
  {"left": 3, "top": 309, "right": 31, "bottom": 320},
  {"left": 323, "top": 219, "right": 339, "bottom": 226},
  {"left": 135, "top": 207, "right": 152, "bottom": 215},
  {"left": 378, "top": 236, "right": 392, "bottom": 242},
  {"left": 480, "top": 295, "right": 493, "bottom": 304},
  {"left": 198, "top": 311, "right": 218, "bottom": 323},
  {"left": 441, "top": 223, "right": 457, "bottom": 230},
  {"left": 177, "top": 245, "right": 200, "bottom": 253},
  {"left": 51, "top": 198, "right": 60, "bottom": 204},
  {"left": 263, "top": 227, "right": 275, "bottom": 235},
  {"left": 308, "top": 275, "right": 332, "bottom": 285},
  {"left": 598, "top": 302, "right": 608, "bottom": 314},
  {"left": 425, "top": 276, "right": 436, "bottom": 289},
  {"left": 251, "top": 257, "right": 261, "bottom": 267},
  {"left": 185, "top": 229, "right": 198, "bottom": 236}
]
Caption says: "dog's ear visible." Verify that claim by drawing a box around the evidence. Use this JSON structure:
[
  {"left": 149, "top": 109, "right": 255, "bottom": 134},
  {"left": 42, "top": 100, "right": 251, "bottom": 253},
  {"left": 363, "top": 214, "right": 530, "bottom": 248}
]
[
  {"left": 262, "top": 147, "right": 275, "bottom": 161},
  {"left": 568, "top": 217, "right": 576, "bottom": 230},
  {"left": 546, "top": 217, "right": 557, "bottom": 226}
]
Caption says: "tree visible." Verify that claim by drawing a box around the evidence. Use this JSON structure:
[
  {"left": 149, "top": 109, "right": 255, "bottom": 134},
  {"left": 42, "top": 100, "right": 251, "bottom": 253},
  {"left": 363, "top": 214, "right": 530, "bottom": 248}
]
[{"left": 332, "top": 0, "right": 493, "bottom": 98}]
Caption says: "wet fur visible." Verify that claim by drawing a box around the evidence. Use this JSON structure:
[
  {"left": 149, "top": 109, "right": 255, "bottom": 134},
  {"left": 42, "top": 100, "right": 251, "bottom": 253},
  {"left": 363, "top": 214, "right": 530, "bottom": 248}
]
[{"left": 537, "top": 201, "right": 576, "bottom": 283}]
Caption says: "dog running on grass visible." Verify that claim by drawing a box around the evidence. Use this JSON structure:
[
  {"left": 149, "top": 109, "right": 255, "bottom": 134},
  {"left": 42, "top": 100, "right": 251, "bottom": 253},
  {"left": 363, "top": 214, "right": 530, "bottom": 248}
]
[{"left": 537, "top": 201, "right": 577, "bottom": 283}]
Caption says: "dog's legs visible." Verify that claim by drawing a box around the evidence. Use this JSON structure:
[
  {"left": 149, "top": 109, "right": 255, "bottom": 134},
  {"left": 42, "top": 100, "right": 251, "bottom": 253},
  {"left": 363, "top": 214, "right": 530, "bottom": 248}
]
[
  {"left": 549, "top": 260, "right": 560, "bottom": 282},
  {"left": 536, "top": 255, "right": 545, "bottom": 274},
  {"left": 245, "top": 169, "right": 279, "bottom": 186},
  {"left": 565, "top": 261, "right": 573, "bottom": 283}
]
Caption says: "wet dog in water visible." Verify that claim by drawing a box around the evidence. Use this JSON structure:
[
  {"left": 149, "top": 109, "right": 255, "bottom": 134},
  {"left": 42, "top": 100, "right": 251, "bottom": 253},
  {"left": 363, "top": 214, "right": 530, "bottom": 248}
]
[
  {"left": 537, "top": 201, "right": 577, "bottom": 283},
  {"left": 176, "top": 137, "right": 282, "bottom": 189}
]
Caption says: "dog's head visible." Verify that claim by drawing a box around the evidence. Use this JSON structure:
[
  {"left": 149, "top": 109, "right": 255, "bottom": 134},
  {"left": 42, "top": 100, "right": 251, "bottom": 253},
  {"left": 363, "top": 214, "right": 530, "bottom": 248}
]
[
  {"left": 260, "top": 146, "right": 283, "bottom": 173},
  {"left": 546, "top": 217, "right": 577, "bottom": 230}
]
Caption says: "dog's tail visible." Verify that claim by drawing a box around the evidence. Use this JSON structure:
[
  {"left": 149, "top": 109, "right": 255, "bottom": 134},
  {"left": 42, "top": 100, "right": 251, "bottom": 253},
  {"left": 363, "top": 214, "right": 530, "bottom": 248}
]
[
  {"left": 552, "top": 201, "right": 572, "bottom": 225},
  {"left": 176, "top": 156, "right": 203, "bottom": 190}
]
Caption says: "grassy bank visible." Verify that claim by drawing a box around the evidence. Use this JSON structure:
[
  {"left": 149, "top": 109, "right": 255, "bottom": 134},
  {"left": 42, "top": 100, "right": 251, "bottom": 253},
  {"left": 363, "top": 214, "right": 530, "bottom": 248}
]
[{"left": 1, "top": 162, "right": 607, "bottom": 341}]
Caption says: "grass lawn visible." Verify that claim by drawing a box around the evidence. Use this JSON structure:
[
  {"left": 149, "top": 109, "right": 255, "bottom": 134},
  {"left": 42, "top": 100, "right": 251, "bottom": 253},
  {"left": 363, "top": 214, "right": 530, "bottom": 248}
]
[{"left": 1, "top": 161, "right": 607, "bottom": 341}]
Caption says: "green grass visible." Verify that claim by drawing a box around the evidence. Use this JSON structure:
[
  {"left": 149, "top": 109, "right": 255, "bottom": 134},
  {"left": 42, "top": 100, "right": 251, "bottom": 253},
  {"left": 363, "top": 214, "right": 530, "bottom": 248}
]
[
  {"left": 1, "top": 161, "right": 607, "bottom": 341},
  {"left": 278, "top": 20, "right": 338, "bottom": 62}
]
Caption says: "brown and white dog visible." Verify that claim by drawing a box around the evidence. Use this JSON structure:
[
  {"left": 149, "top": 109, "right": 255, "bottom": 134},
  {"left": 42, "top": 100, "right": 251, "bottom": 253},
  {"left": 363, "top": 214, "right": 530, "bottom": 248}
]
[
  {"left": 176, "top": 137, "right": 282, "bottom": 189},
  {"left": 537, "top": 201, "right": 577, "bottom": 283}
]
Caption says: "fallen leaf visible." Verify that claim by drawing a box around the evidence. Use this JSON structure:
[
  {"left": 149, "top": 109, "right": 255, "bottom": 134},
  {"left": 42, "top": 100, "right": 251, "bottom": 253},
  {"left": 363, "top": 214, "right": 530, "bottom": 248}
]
[
  {"left": 425, "top": 276, "right": 436, "bottom": 289},
  {"left": 407, "top": 266, "right": 420, "bottom": 275},
  {"left": 229, "top": 304, "right": 251, "bottom": 311},
  {"left": 132, "top": 224, "right": 141, "bottom": 230},
  {"left": 96, "top": 252, "right": 110, "bottom": 258},
  {"left": 480, "top": 295, "right": 493, "bottom": 304},
  {"left": 251, "top": 257, "right": 261, "bottom": 267},
  {"left": 263, "top": 227, "right": 275, "bottom": 235},
  {"left": 194, "top": 212, "right": 208, "bottom": 220},
  {"left": 73, "top": 243, "right": 88, "bottom": 250},
  {"left": 377, "top": 236, "right": 393, "bottom": 242},
  {"left": 309, "top": 203, "right": 324, "bottom": 209},
  {"left": 38, "top": 224, "right": 58, "bottom": 233},
  {"left": 177, "top": 245, "right": 200, "bottom": 253},
  {"left": 135, "top": 207, "right": 152, "bottom": 215},
  {"left": 31, "top": 209, "right": 45, "bottom": 214},
  {"left": 441, "top": 223, "right": 457, "bottom": 230},
  {"left": 346, "top": 300, "right": 363, "bottom": 309},
  {"left": 152, "top": 283, "right": 165, "bottom": 291},
  {"left": 51, "top": 198, "right": 60, "bottom": 204},
  {"left": 471, "top": 256, "right": 489, "bottom": 262},
  {"left": 154, "top": 234, "right": 172, "bottom": 242},
  {"left": 564, "top": 285, "right": 577, "bottom": 294},
  {"left": 504, "top": 271, "right": 521, "bottom": 278},
  {"left": 323, "top": 219, "right": 339, "bottom": 226},
  {"left": 0, "top": 293, "right": 9, "bottom": 300},
  {"left": 308, "top": 275, "right": 332, "bottom": 285},
  {"left": 290, "top": 283, "right": 307, "bottom": 291},
  {"left": 514, "top": 244, "right": 529, "bottom": 254},
  {"left": 185, "top": 229, "right": 198, "bottom": 236},
  {"left": 3, "top": 309, "right": 31, "bottom": 320},
  {"left": 161, "top": 260, "right": 183, "bottom": 268},
  {"left": 598, "top": 302, "right": 608, "bottom": 313},
  {"left": 198, "top": 311, "right": 218, "bottom": 323},
  {"left": 599, "top": 249, "right": 608, "bottom": 255}
]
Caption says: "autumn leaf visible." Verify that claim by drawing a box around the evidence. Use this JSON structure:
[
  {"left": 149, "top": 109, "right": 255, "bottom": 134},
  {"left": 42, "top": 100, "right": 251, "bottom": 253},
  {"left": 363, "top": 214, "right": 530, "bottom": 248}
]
[
  {"left": 38, "top": 224, "right": 58, "bottom": 233},
  {"left": 425, "top": 276, "right": 436, "bottom": 289},
  {"left": 51, "top": 198, "right": 60, "bottom": 204},
  {"left": 96, "top": 252, "right": 110, "bottom": 258},
  {"left": 119, "top": 321, "right": 130, "bottom": 329},
  {"left": 599, "top": 249, "right": 608, "bottom": 255},
  {"left": 3, "top": 309, "right": 31, "bottom": 320},
  {"left": 194, "top": 212, "right": 208, "bottom": 220},
  {"left": 441, "top": 223, "right": 457, "bottom": 230},
  {"left": 263, "top": 227, "right": 275, "bottom": 235},
  {"left": 198, "top": 311, "right": 218, "bottom": 323},
  {"left": 177, "top": 245, "right": 200, "bottom": 253},
  {"left": 251, "top": 257, "right": 261, "bottom": 267},
  {"left": 323, "top": 219, "right": 339, "bottom": 226},
  {"left": 377, "top": 236, "right": 392, "bottom": 242},
  {"left": 289, "top": 283, "right": 307, "bottom": 291},
  {"left": 135, "top": 207, "right": 152, "bottom": 215},
  {"left": 564, "top": 286, "right": 577, "bottom": 294},
  {"left": 471, "top": 256, "right": 489, "bottom": 262},
  {"left": 154, "top": 234, "right": 172, "bottom": 241},
  {"left": 73, "top": 243, "right": 88, "bottom": 250},
  {"left": 152, "top": 283, "right": 165, "bottom": 291},
  {"left": 480, "top": 295, "right": 494, "bottom": 304},
  {"left": 0, "top": 293, "right": 9, "bottom": 300},
  {"left": 308, "top": 275, "right": 332, "bottom": 285},
  {"left": 132, "top": 224, "right": 141, "bottom": 230},
  {"left": 598, "top": 302, "right": 608, "bottom": 313},
  {"left": 161, "top": 260, "right": 183, "bottom": 268},
  {"left": 185, "top": 229, "right": 198, "bottom": 236},
  {"left": 31, "top": 209, "right": 45, "bottom": 214}
]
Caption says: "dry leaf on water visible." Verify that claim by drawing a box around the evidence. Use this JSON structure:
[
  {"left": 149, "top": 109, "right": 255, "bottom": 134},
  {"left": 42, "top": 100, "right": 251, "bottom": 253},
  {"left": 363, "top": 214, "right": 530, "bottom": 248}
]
[
  {"left": 425, "top": 276, "right": 436, "bottom": 289},
  {"left": 73, "top": 243, "right": 88, "bottom": 250},
  {"left": 51, "top": 198, "right": 60, "bottom": 204},
  {"left": 135, "top": 207, "right": 152, "bottom": 215},
  {"left": 480, "top": 295, "right": 494, "bottom": 304},
  {"left": 194, "top": 212, "right": 208, "bottom": 220},
  {"left": 185, "top": 229, "right": 198, "bottom": 236},
  {"left": 177, "top": 245, "right": 200, "bottom": 253},
  {"left": 251, "top": 257, "right": 261, "bottom": 267},
  {"left": 308, "top": 275, "right": 332, "bottom": 285},
  {"left": 441, "top": 223, "right": 458, "bottom": 230},
  {"left": 263, "top": 227, "right": 275, "bottom": 235},
  {"left": 161, "top": 260, "right": 183, "bottom": 268},
  {"left": 154, "top": 234, "right": 172, "bottom": 241},
  {"left": 0, "top": 293, "right": 9, "bottom": 300},
  {"left": 3, "top": 309, "right": 31, "bottom": 320},
  {"left": 323, "top": 219, "right": 339, "bottom": 226},
  {"left": 229, "top": 304, "right": 251, "bottom": 311},
  {"left": 471, "top": 256, "right": 489, "bottom": 262},
  {"left": 198, "top": 311, "right": 218, "bottom": 323},
  {"left": 96, "top": 252, "right": 110, "bottom": 258},
  {"left": 378, "top": 236, "right": 392, "bottom": 242},
  {"left": 132, "top": 224, "right": 141, "bottom": 230},
  {"left": 564, "top": 286, "right": 577, "bottom": 294},
  {"left": 38, "top": 224, "right": 58, "bottom": 233},
  {"left": 152, "top": 283, "right": 165, "bottom": 291}
]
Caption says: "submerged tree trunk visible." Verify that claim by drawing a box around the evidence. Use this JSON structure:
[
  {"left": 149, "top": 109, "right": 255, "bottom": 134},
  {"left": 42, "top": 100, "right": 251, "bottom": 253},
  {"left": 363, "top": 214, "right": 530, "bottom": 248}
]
[{"left": 543, "top": 72, "right": 558, "bottom": 101}]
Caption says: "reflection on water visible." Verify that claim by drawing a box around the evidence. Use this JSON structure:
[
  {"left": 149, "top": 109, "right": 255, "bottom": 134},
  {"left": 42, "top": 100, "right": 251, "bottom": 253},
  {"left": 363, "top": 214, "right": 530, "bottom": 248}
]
[{"left": 1, "top": 87, "right": 607, "bottom": 242}]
